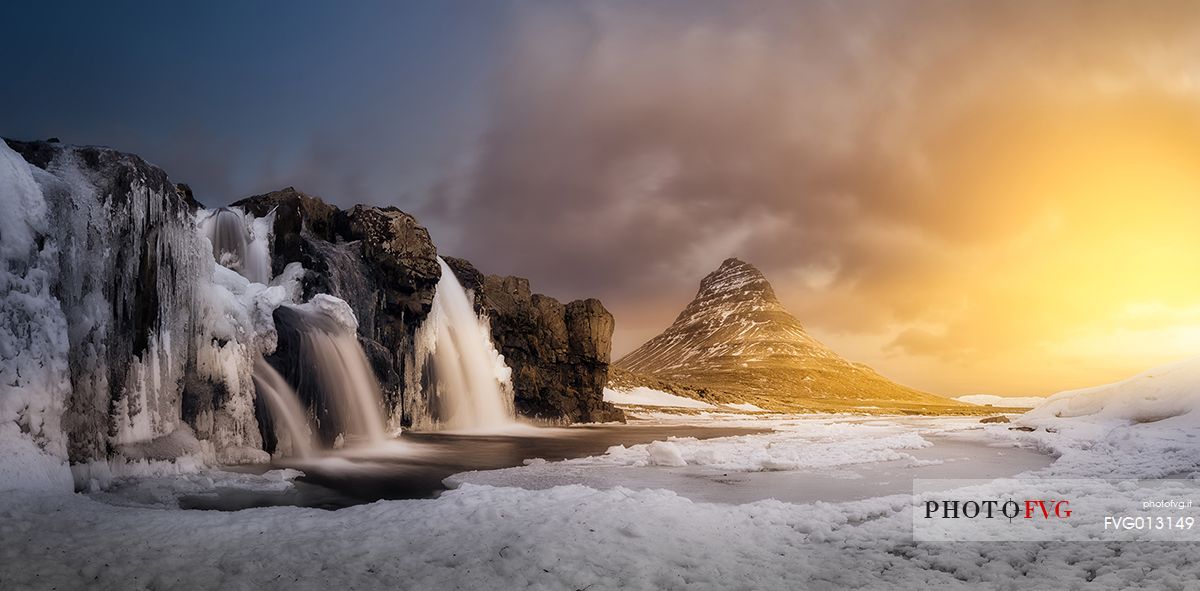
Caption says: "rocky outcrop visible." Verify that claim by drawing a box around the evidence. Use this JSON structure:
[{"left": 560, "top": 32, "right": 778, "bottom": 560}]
[
  {"left": 444, "top": 259, "right": 624, "bottom": 424},
  {"left": 237, "top": 191, "right": 620, "bottom": 426}
]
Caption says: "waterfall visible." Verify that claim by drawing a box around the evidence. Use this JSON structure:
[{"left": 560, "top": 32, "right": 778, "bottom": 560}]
[
  {"left": 202, "top": 208, "right": 272, "bottom": 284},
  {"left": 272, "top": 296, "right": 388, "bottom": 446},
  {"left": 414, "top": 257, "right": 515, "bottom": 431},
  {"left": 251, "top": 357, "right": 316, "bottom": 458}
]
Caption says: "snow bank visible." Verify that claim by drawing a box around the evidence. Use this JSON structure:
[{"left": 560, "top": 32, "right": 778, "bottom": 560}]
[
  {"left": 955, "top": 394, "right": 1044, "bottom": 408},
  {"left": 603, "top": 387, "right": 716, "bottom": 409},
  {"left": 1025, "top": 356, "right": 1200, "bottom": 424},
  {"left": 994, "top": 356, "right": 1200, "bottom": 479}
]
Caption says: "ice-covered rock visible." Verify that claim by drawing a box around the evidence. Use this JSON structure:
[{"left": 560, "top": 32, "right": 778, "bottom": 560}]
[
  {"left": 0, "top": 141, "right": 73, "bottom": 491},
  {"left": 5, "top": 139, "right": 200, "bottom": 464},
  {"left": 1, "top": 139, "right": 301, "bottom": 470}
]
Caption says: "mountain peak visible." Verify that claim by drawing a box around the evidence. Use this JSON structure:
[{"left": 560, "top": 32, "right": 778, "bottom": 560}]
[
  {"left": 695, "top": 257, "right": 777, "bottom": 306},
  {"left": 616, "top": 256, "right": 962, "bottom": 412}
]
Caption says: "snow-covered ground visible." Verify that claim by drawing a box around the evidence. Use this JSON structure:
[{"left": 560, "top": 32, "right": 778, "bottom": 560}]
[
  {"left": 4, "top": 408, "right": 1200, "bottom": 589},
  {"left": 6, "top": 358, "right": 1200, "bottom": 589}
]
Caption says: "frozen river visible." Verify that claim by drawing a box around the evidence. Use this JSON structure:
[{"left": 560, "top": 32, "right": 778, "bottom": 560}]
[{"left": 167, "top": 414, "right": 1051, "bottom": 510}]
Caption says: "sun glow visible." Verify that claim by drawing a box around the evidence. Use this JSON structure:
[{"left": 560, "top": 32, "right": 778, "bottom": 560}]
[{"left": 817, "top": 98, "right": 1200, "bottom": 396}]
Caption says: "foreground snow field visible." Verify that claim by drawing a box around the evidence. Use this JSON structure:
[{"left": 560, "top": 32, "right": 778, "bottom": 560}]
[{"left": 5, "top": 405, "right": 1200, "bottom": 590}]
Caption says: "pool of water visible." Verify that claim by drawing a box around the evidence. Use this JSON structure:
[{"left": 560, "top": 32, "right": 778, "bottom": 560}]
[
  {"left": 447, "top": 435, "right": 1054, "bottom": 504},
  {"left": 178, "top": 423, "right": 767, "bottom": 510}
]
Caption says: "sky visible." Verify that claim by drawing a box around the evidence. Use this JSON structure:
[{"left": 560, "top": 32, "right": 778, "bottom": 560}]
[{"left": 5, "top": 0, "right": 1200, "bottom": 397}]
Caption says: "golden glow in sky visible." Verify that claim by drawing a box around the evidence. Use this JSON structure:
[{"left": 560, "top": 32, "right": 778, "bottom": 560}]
[{"left": 811, "top": 98, "right": 1200, "bottom": 396}]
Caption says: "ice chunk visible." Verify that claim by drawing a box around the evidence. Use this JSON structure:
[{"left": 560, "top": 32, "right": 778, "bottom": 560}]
[{"left": 646, "top": 441, "right": 687, "bottom": 466}]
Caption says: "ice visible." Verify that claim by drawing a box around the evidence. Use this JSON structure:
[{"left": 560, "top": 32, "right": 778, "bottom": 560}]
[
  {"left": 645, "top": 440, "right": 687, "bottom": 466},
  {"left": 188, "top": 258, "right": 291, "bottom": 461},
  {"left": 6, "top": 143, "right": 204, "bottom": 462},
  {"left": 603, "top": 386, "right": 716, "bottom": 409},
  {"left": 0, "top": 142, "right": 72, "bottom": 492},
  {"left": 290, "top": 293, "right": 361, "bottom": 333}
]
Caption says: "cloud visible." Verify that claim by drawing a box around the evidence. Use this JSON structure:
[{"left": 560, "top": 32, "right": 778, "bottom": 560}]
[{"left": 428, "top": 0, "right": 1200, "bottom": 392}]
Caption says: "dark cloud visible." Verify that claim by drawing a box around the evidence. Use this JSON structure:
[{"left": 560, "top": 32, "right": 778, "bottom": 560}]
[{"left": 429, "top": 0, "right": 1200, "bottom": 379}]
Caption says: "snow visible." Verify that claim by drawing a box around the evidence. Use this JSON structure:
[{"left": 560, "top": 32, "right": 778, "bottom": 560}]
[
  {"left": 1024, "top": 355, "right": 1200, "bottom": 424},
  {"left": 291, "top": 293, "right": 361, "bottom": 333},
  {"left": 603, "top": 386, "right": 716, "bottom": 409},
  {"left": 645, "top": 440, "right": 687, "bottom": 466},
  {"left": 955, "top": 394, "right": 1045, "bottom": 407},
  {"left": 5, "top": 404, "right": 1200, "bottom": 588},
  {"left": 725, "top": 402, "right": 766, "bottom": 412},
  {"left": 0, "top": 425, "right": 73, "bottom": 493},
  {"left": 0, "top": 417, "right": 1194, "bottom": 591},
  {"left": 566, "top": 420, "right": 933, "bottom": 472}
]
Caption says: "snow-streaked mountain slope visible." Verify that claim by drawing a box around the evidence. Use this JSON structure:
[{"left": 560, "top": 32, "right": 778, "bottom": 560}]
[{"left": 616, "top": 258, "right": 964, "bottom": 412}]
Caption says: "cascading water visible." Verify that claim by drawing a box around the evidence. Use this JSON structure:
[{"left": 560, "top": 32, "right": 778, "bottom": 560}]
[
  {"left": 251, "top": 357, "right": 316, "bottom": 458},
  {"left": 196, "top": 205, "right": 389, "bottom": 455},
  {"left": 413, "top": 257, "right": 515, "bottom": 431},
  {"left": 202, "top": 208, "right": 272, "bottom": 284},
  {"left": 272, "top": 296, "right": 389, "bottom": 446}
]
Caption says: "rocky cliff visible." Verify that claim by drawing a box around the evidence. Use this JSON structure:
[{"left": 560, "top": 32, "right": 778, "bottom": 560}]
[
  {"left": 444, "top": 257, "right": 624, "bottom": 423},
  {"left": 1, "top": 137, "right": 618, "bottom": 474},
  {"left": 236, "top": 192, "right": 621, "bottom": 426}
]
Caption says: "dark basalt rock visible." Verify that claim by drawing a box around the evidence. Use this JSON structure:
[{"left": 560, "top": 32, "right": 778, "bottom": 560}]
[
  {"left": 233, "top": 187, "right": 339, "bottom": 276},
  {"left": 239, "top": 190, "right": 619, "bottom": 425},
  {"left": 441, "top": 256, "right": 485, "bottom": 296},
  {"left": 445, "top": 259, "right": 624, "bottom": 424},
  {"left": 336, "top": 204, "right": 441, "bottom": 321},
  {"left": 234, "top": 190, "right": 441, "bottom": 423}
]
